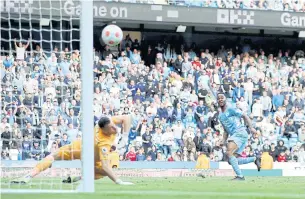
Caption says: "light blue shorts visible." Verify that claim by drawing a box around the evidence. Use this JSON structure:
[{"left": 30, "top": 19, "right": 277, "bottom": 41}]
[{"left": 228, "top": 131, "right": 248, "bottom": 155}]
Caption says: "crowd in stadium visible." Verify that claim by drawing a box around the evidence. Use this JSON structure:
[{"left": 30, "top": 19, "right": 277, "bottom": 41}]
[
  {"left": 1, "top": 33, "right": 305, "bottom": 163},
  {"left": 110, "top": 0, "right": 305, "bottom": 12}
]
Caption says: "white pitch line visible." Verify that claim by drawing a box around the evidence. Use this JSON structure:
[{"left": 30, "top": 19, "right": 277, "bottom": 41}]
[
  {"left": 2, "top": 189, "right": 305, "bottom": 198},
  {"left": 98, "top": 190, "right": 305, "bottom": 199},
  {"left": 1, "top": 189, "right": 76, "bottom": 194}
]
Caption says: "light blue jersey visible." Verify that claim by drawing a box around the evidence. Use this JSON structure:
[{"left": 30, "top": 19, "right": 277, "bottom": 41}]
[
  {"left": 218, "top": 106, "right": 256, "bottom": 178},
  {"left": 218, "top": 107, "right": 246, "bottom": 135},
  {"left": 218, "top": 107, "right": 248, "bottom": 154}
]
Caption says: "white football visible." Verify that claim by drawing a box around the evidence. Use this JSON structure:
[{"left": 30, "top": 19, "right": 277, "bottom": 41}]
[{"left": 101, "top": 24, "right": 123, "bottom": 47}]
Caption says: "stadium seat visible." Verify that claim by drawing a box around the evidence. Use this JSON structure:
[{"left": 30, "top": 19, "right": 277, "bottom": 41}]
[{"left": 289, "top": 138, "right": 298, "bottom": 149}]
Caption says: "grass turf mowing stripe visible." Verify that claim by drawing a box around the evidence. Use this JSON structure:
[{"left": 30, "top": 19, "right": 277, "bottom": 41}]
[
  {"left": 96, "top": 190, "right": 305, "bottom": 198},
  {"left": 2, "top": 190, "right": 304, "bottom": 199}
]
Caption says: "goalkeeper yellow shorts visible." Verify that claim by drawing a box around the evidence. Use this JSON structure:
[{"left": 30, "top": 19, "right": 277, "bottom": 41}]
[
  {"left": 57, "top": 140, "right": 82, "bottom": 160},
  {"left": 56, "top": 140, "right": 107, "bottom": 180}
]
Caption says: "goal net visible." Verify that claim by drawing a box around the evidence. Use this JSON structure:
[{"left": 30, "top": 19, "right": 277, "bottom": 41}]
[{"left": 1, "top": 0, "right": 94, "bottom": 193}]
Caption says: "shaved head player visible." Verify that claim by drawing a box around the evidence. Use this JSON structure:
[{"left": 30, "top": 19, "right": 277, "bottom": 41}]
[
  {"left": 12, "top": 115, "right": 134, "bottom": 185},
  {"left": 217, "top": 93, "right": 261, "bottom": 180}
]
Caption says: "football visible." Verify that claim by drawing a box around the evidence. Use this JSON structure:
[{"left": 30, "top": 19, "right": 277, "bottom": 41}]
[{"left": 101, "top": 24, "right": 123, "bottom": 47}]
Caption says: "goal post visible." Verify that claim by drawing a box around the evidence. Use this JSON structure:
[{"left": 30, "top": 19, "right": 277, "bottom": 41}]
[
  {"left": 0, "top": 0, "right": 94, "bottom": 193},
  {"left": 80, "top": 0, "right": 94, "bottom": 193}
]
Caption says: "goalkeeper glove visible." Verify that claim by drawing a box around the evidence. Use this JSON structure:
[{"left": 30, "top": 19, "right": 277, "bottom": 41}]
[{"left": 115, "top": 179, "right": 134, "bottom": 185}]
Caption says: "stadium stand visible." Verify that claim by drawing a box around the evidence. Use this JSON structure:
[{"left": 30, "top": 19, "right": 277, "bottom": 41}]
[
  {"left": 104, "top": 0, "right": 305, "bottom": 12},
  {"left": 1, "top": 36, "right": 305, "bottom": 163},
  {"left": 1, "top": 0, "right": 305, "bottom": 164}
]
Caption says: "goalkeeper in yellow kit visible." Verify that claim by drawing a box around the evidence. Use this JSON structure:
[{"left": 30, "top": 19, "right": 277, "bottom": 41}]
[{"left": 11, "top": 115, "right": 134, "bottom": 185}]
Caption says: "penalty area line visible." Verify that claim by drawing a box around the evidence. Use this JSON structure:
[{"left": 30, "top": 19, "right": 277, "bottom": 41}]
[{"left": 98, "top": 190, "right": 305, "bottom": 198}]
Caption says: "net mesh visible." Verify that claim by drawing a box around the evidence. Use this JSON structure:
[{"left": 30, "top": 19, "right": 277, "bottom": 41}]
[
  {"left": 1, "top": 0, "right": 85, "bottom": 192},
  {"left": 1, "top": 0, "right": 82, "bottom": 54}
]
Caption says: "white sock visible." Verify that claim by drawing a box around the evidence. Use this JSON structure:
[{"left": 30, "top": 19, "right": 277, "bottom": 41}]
[{"left": 24, "top": 173, "right": 33, "bottom": 179}]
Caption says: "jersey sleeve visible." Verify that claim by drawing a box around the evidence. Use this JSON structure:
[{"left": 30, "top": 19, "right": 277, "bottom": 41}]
[
  {"left": 111, "top": 115, "right": 133, "bottom": 130},
  {"left": 111, "top": 116, "right": 122, "bottom": 125},
  {"left": 229, "top": 108, "right": 243, "bottom": 118},
  {"left": 99, "top": 144, "right": 111, "bottom": 160}
]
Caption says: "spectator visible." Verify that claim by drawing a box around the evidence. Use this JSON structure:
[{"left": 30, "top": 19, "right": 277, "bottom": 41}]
[
  {"left": 285, "top": 149, "right": 293, "bottom": 162},
  {"left": 193, "top": 131, "right": 203, "bottom": 152},
  {"left": 251, "top": 99, "right": 263, "bottom": 122},
  {"left": 66, "top": 123, "right": 79, "bottom": 141},
  {"left": 146, "top": 102, "right": 157, "bottom": 121},
  {"left": 207, "top": 106, "right": 218, "bottom": 130},
  {"left": 128, "top": 127, "right": 137, "bottom": 145},
  {"left": 14, "top": 38, "right": 30, "bottom": 61},
  {"left": 147, "top": 146, "right": 157, "bottom": 161},
  {"left": 117, "top": 136, "right": 127, "bottom": 157},
  {"left": 237, "top": 97, "right": 249, "bottom": 114},
  {"left": 277, "top": 151, "right": 287, "bottom": 162},
  {"left": 1, "top": 151, "right": 10, "bottom": 160},
  {"left": 293, "top": 109, "right": 305, "bottom": 130},
  {"left": 197, "top": 116, "right": 207, "bottom": 134},
  {"left": 171, "top": 151, "right": 181, "bottom": 161},
  {"left": 199, "top": 138, "right": 212, "bottom": 156},
  {"left": 172, "top": 121, "right": 184, "bottom": 147},
  {"left": 34, "top": 118, "right": 50, "bottom": 145},
  {"left": 155, "top": 151, "right": 164, "bottom": 161},
  {"left": 21, "top": 135, "right": 32, "bottom": 160},
  {"left": 167, "top": 155, "right": 175, "bottom": 161},
  {"left": 298, "top": 124, "right": 305, "bottom": 143},
  {"left": 30, "top": 141, "right": 42, "bottom": 160},
  {"left": 46, "top": 141, "right": 58, "bottom": 157},
  {"left": 136, "top": 148, "right": 146, "bottom": 161},
  {"left": 1, "top": 126, "right": 12, "bottom": 150},
  {"left": 157, "top": 103, "right": 168, "bottom": 120},
  {"left": 283, "top": 120, "right": 297, "bottom": 139},
  {"left": 260, "top": 91, "right": 272, "bottom": 117},
  {"left": 212, "top": 141, "right": 224, "bottom": 161},
  {"left": 261, "top": 144, "right": 274, "bottom": 169},
  {"left": 58, "top": 117, "right": 68, "bottom": 134},
  {"left": 145, "top": 155, "right": 152, "bottom": 162},
  {"left": 9, "top": 141, "right": 20, "bottom": 160},
  {"left": 3, "top": 55, "right": 13, "bottom": 69},
  {"left": 183, "top": 137, "right": 196, "bottom": 161},
  {"left": 222, "top": 73, "right": 232, "bottom": 98},
  {"left": 125, "top": 146, "right": 137, "bottom": 161},
  {"left": 142, "top": 128, "right": 152, "bottom": 154},
  {"left": 59, "top": 133, "right": 71, "bottom": 147},
  {"left": 244, "top": 78, "right": 254, "bottom": 106},
  {"left": 152, "top": 127, "right": 163, "bottom": 151},
  {"left": 276, "top": 140, "right": 288, "bottom": 156},
  {"left": 296, "top": 147, "right": 305, "bottom": 163},
  {"left": 195, "top": 152, "right": 210, "bottom": 169},
  {"left": 182, "top": 126, "right": 195, "bottom": 142},
  {"left": 232, "top": 82, "right": 245, "bottom": 103},
  {"left": 172, "top": 103, "right": 185, "bottom": 122},
  {"left": 14, "top": 131, "right": 23, "bottom": 150},
  {"left": 162, "top": 128, "right": 174, "bottom": 158},
  {"left": 272, "top": 90, "right": 284, "bottom": 111}
]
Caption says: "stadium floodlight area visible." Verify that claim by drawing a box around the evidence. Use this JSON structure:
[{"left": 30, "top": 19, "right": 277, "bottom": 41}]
[{"left": 0, "top": 0, "right": 94, "bottom": 193}]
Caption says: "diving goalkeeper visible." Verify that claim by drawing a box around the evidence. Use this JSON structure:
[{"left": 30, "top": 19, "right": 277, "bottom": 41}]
[{"left": 11, "top": 115, "right": 134, "bottom": 185}]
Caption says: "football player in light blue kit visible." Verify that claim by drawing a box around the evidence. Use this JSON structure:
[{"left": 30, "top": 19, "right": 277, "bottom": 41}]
[{"left": 217, "top": 93, "right": 261, "bottom": 180}]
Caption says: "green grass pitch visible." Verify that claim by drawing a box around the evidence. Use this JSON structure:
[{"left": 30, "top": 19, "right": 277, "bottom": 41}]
[{"left": 1, "top": 177, "right": 305, "bottom": 199}]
